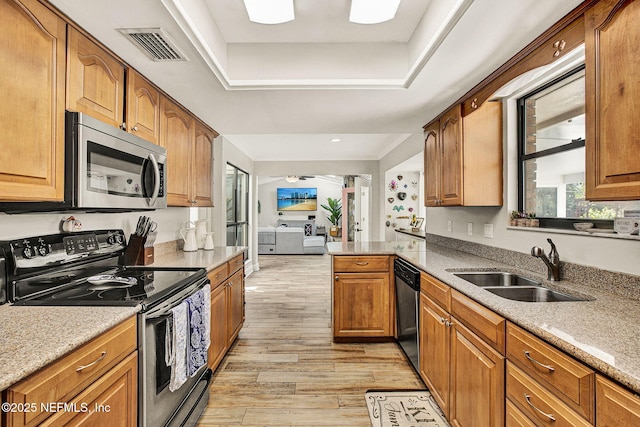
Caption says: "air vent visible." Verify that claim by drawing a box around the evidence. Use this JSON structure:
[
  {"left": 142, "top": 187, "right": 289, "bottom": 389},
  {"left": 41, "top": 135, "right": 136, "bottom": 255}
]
[{"left": 118, "top": 28, "right": 187, "bottom": 61}]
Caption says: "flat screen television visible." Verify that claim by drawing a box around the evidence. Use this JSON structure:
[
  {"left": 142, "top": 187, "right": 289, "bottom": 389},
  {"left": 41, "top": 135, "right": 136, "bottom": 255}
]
[{"left": 277, "top": 187, "right": 318, "bottom": 211}]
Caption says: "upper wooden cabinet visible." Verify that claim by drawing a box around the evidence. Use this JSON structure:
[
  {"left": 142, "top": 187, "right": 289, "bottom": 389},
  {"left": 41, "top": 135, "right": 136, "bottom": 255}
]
[
  {"left": 0, "top": 0, "right": 66, "bottom": 202},
  {"left": 126, "top": 70, "right": 160, "bottom": 144},
  {"left": 160, "top": 96, "right": 194, "bottom": 206},
  {"left": 424, "top": 101, "right": 502, "bottom": 207},
  {"left": 585, "top": 0, "right": 640, "bottom": 201},
  {"left": 193, "top": 119, "right": 216, "bottom": 207},
  {"left": 67, "top": 27, "right": 126, "bottom": 129}
]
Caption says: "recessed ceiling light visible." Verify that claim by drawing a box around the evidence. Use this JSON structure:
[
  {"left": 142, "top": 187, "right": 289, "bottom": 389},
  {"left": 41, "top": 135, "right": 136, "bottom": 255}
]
[
  {"left": 350, "top": 0, "right": 401, "bottom": 24},
  {"left": 330, "top": 138, "right": 342, "bottom": 143},
  {"left": 243, "top": 0, "right": 295, "bottom": 24}
]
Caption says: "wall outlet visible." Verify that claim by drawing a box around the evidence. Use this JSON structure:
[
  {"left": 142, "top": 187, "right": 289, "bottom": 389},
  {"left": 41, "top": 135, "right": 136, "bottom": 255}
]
[
  {"left": 483, "top": 223, "right": 494, "bottom": 238},
  {"left": 447, "top": 220, "right": 452, "bottom": 232},
  {"left": 467, "top": 222, "right": 473, "bottom": 236}
]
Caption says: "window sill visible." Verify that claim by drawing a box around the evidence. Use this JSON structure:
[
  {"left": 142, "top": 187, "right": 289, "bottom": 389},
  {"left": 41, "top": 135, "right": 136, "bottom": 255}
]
[{"left": 506, "top": 226, "right": 640, "bottom": 240}]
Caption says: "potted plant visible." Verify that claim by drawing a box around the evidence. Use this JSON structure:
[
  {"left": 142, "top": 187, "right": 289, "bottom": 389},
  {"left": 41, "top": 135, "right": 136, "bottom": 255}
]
[{"left": 321, "top": 197, "right": 342, "bottom": 237}]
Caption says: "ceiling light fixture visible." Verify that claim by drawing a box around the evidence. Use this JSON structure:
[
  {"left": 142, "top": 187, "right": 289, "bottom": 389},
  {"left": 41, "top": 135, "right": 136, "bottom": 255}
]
[
  {"left": 243, "top": 0, "right": 295, "bottom": 24},
  {"left": 285, "top": 176, "right": 299, "bottom": 183},
  {"left": 349, "top": 0, "right": 401, "bottom": 24},
  {"left": 330, "top": 138, "right": 342, "bottom": 143}
]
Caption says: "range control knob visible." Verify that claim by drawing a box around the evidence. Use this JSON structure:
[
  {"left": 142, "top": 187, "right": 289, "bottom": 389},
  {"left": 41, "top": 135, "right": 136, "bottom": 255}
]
[
  {"left": 22, "top": 246, "right": 35, "bottom": 259},
  {"left": 37, "top": 244, "right": 51, "bottom": 257}
]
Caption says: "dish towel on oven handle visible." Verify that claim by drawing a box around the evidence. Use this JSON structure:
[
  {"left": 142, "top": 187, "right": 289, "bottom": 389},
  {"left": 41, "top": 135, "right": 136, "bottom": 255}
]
[
  {"left": 168, "top": 301, "right": 188, "bottom": 392},
  {"left": 186, "top": 283, "right": 211, "bottom": 377}
]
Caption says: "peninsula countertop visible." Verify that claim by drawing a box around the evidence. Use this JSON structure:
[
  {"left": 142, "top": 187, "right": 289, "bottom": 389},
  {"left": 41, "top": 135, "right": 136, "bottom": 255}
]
[
  {"left": 327, "top": 240, "right": 640, "bottom": 394},
  {"left": 0, "top": 246, "right": 247, "bottom": 392}
]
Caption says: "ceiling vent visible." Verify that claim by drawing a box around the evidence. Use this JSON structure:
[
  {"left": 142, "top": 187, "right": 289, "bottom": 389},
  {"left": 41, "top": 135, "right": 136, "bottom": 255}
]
[{"left": 118, "top": 28, "right": 187, "bottom": 61}]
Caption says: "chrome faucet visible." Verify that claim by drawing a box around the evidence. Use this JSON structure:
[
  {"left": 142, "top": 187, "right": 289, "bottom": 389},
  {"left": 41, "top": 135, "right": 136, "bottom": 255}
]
[{"left": 531, "top": 238, "right": 561, "bottom": 281}]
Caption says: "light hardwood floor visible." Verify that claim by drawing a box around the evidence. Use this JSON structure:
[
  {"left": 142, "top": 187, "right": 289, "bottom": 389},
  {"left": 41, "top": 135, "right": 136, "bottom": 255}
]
[{"left": 197, "top": 254, "right": 424, "bottom": 427}]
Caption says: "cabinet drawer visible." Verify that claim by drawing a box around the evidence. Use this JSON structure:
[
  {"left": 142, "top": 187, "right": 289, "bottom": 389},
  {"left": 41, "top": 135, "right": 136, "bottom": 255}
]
[
  {"left": 507, "top": 362, "right": 591, "bottom": 427},
  {"left": 228, "top": 254, "right": 244, "bottom": 275},
  {"left": 506, "top": 322, "right": 594, "bottom": 422},
  {"left": 451, "top": 289, "right": 505, "bottom": 354},
  {"left": 506, "top": 399, "right": 537, "bottom": 427},
  {"left": 420, "top": 272, "right": 450, "bottom": 312},
  {"left": 208, "top": 263, "right": 227, "bottom": 288},
  {"left": 5, "top": 316, "right": 136, "bottom": 427},
  {"left": 333, "top": 256, "right": 390, "bottom": 273}
]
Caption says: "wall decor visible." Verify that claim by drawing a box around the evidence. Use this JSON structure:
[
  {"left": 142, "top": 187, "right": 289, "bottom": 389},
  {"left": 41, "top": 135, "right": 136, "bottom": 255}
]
[
  {"left": 387, "top": 197, "right": 394, "bottom": 203},
  {"left": 408, "top": 207, "right": 414, "bottom": 212},
  {"left": 388, "top": 180, "right": 398, "bottom": 191},
  {"left": 397, "top": 192, "right": 407, "bottom": 201},
  {"left": 397, "top": 175, "right": 403, "bottom": 181},
  {"left": 393, "top": 205, "right": 404, "bottom": 212},
  {"left": 411, "top": 180, "right": 418, "bottom": 188},
  {"left": 385, "top": 220, "right": 390, "bottom": 227},
  {"left": 411, "top": 194, "right": 418, "bottom": 200}
]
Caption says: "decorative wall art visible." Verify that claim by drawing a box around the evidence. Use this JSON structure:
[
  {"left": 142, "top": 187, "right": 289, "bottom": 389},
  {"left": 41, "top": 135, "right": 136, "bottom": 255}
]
[
  {"left": 397, "top": 192, "right": 407, "bottom": 201},
  {"left": 388, "top": 197, "right": 394, "bottom": 203},
  {"left": 393, "top": 205, "right": 404, "bottom": 212},
  {"left": 388, "top": 180, "right": 398, "bottom": 191},
  {"left": 397, "top": 175, "right": 403, "bottom": 181}
]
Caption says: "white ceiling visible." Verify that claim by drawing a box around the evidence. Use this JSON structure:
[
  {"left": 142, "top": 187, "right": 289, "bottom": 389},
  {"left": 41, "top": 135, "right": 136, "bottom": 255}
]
[{"left": 50, "top": 0, "right": 583, "bottom": 163}]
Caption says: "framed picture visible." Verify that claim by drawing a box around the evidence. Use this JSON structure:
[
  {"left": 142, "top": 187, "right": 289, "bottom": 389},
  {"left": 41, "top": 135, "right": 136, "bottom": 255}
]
[{"left": 411, "top": 217, "right": 424, "bottom": 229}]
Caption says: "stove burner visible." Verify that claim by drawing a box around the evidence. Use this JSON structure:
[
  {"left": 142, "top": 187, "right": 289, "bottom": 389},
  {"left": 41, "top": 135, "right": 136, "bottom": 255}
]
[
  {"left": 87, "top": 275, "right": 138, "bottom": 288},
  {"left": 36, "top": 273, "right": 79, "bottom": 285}
]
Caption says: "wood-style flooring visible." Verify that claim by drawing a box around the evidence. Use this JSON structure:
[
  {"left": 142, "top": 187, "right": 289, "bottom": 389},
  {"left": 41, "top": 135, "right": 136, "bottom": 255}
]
[{"left": 196, "top": 254, "right": 424, "bottom": 427}]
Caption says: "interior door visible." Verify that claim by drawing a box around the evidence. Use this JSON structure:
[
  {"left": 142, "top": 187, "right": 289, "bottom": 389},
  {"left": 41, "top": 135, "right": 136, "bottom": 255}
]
[{"left": 354, "top": 177, "right": 371, "bottom": 242}]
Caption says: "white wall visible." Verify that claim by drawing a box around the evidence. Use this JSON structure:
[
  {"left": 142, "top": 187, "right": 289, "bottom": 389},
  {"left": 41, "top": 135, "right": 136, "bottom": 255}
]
[
  {"left": 383, "top": 171, "right": 421, "bottom": 241},
  {"left": 257, "top": 177, "right": 343, "bottom": 231}
]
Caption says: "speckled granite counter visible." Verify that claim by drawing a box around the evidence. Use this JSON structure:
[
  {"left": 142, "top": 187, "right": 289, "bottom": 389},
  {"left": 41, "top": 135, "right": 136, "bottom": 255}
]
[
  {"left": 0, "top": 305, "right": 139, "bottom": 390},
  {"left": 0, "top": 246, "right": 247, "bottom": 392},
  {"left": 327, "top": 240, "right": 640, "bottom": 394}
]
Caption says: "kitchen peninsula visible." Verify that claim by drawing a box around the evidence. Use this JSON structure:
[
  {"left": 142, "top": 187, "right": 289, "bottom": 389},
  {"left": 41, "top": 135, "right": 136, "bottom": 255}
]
[{"left": 328, "top": 239, "right": 640, "bottom": 425}]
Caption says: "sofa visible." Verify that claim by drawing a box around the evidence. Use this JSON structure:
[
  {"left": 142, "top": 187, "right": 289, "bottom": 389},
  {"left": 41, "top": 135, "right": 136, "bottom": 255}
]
[{"left": 258, "top": 220, "right": 325, "bottom": 255}]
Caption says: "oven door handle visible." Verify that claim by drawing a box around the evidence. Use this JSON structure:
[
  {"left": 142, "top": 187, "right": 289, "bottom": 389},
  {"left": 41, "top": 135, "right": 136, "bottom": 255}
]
[{"left": 146, "top": 278, "right": 209, "bottom": 319}]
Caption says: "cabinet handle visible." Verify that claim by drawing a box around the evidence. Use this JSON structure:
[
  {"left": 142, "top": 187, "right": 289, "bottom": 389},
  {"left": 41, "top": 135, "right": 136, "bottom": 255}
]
[
  {"left": 355, "top": 262, "right": 369, "bottom": 266},
  {"left": 335, "top": 276, "right": 339, "bottom": 281},
  {"left": 132, "top": 125, "right": 139, "bottom": 131},
  {"left": 523, "top": 350, "right": 555, "bottom": 372},
  {"left": 552, "top": 39, "right": 566, "bottom": 57},
  {"left": 444, "top": 320, "right": 452, "bottom": 327},
  {"left": 524, "top": 393, "right": 556, "bottom": 422},
  {"left": 76, "top": 351, "right": 107, "bottom": 372}
]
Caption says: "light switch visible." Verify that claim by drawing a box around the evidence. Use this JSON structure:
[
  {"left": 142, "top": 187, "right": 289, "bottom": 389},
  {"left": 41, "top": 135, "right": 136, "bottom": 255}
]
[
  {"left": 447, "top": 220, "right": 452, "bottom": 232},
  {"left": 467, "top": 222, "right": 473, "bottom": 235}
]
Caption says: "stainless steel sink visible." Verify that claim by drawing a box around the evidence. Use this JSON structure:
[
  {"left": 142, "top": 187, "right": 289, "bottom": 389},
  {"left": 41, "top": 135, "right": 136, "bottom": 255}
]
[
  {"left": 486, "top": 286, "right": 586, "bottom": 302},
  {"left": 453, "top": 272, "right": 541, "bottom": 287}
]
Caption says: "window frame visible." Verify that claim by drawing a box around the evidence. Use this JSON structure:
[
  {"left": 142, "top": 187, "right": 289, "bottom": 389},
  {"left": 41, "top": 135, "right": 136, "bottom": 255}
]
[{"left": 226, "top": 162, "right": 249, "bottom": 246}]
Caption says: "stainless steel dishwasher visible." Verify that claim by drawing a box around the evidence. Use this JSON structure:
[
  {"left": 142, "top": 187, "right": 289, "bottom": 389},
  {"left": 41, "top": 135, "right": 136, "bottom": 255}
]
[{"left": 394, "top": 258, "right": 421, "bottom": 372}]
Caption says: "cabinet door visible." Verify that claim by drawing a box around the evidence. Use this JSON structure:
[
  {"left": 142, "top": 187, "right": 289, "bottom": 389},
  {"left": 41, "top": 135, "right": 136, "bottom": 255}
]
[
  {"left": 423, "top": 121, "right": 440, "bottom": 207},
  {"left": 450, "top": 320, "right": 505, "bottom": 427},
  {"left": 440, "top": 104, "right": 463, "bottom": 206},
  {"left": 585, "top": 0, "right": 640, "bottom": 200},
  {"left": 40, "top": 352, "right": 137, "bottom": 427},
  {"left": 126, "top": 70, "right": 160, "bottom": 144},
  {"left": 193, "top": 120, "right": 215, "bottom": 207},
  {"left": 160, "top": 96, "right": 194, "bottom": 206},
  {"left": 596, "top": 375, "right": 640, "bottom": 426},
  {"left": 419, "top": 293, "right": 451, "bottom": 416},
  {"left": 333, "top": 273, "right": 391, "bottom": 338},
  {"left": 209, "top": 282, "right": 228, "bottom": 371},
  {"left": 0, "top": 0, "right": 66, "bottom": 202},
  {"left": 227, "top": 269, "right": 245, "bottom": 345},
  {"left": 67, "top": 27, "right": 125, "bottom": 129}
]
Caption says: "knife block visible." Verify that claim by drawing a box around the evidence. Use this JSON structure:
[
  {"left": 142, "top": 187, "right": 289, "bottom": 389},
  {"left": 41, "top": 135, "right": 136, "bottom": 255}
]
[{"left": 124, "top": 234, "right": 153, "bottom": 265}]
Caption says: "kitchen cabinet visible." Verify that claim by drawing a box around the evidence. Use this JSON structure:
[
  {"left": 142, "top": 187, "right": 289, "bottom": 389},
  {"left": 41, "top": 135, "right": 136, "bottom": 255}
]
[
  {"left": 424, "top": 101, "right": 502, "bottom": 207},
  {"left": 0, "top": 0, "right": 66, "bottom": 202},
  {"left": 4, "top": 316, "right": 137, "bottom": 427},
  {"left": 126, "top": 70, "right": 160, "bottom": 145},
  {"left": 207, "top": 254, "right": 245, "bottom": 372},
  {"left": 332, "top": 256, "right": 393, "bottom": 340},
  {"left": 585, "top": 0, "right": 640, "bottom": 201},
  {"left": 67, "top": 27, "right": 126, "bottom": 129},
  {"left": 596, "top": 375, "right": 640, "bottom": 426},
  {"left": 160, "top": 97, "right": 215, "bottom": 207},
  {"left": 419, "top": 272, "right": 505, "bottom": 426}
]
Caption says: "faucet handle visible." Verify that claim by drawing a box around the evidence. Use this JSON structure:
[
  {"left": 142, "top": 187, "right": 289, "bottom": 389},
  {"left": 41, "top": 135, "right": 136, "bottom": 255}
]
[{"left": 547, "top": 238, "right": 559, "bottom": 259}]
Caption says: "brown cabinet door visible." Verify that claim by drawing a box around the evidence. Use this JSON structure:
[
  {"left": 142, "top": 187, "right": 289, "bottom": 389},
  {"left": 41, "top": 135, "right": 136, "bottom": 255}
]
[
  {"left": 160, "top": 96, "right": 194, "bottom": 206},
  {"left": 440, "top": 104, "right": 463, "bottom": 206},
  {"left": 450, "top": 320, "right": 505, "bottom": 427},
  {"left": 423, "top": 121, "right": 440, "bottom": 207},
  {"left": 209, "top": 282, "right": 228, "bottom": 371},
  {"left": 126, "top": 70, "right": 160, "bottom": 144},
  {"left": 193, "top": 120, "right": 215, "bottom": 207},
  {"left": 67, "top": 27, "right": 125, "bottom": 129},
  {"left": 596, "top": 375, "right": 640, "bottom": 427},
  {"left": 0, "top": 0, "right": 66, "bottom": 202},
  {"left": 333, "top": 273, "right": 391, "bottom": 338},
  {"left": 227, "top": 269, "right": 245, "bottom": 345},
  {"left": 585, "top": 0, "right": 640, "bottom": 200},
  {"left": 419, "top": 293, "right": 451, "bottom": 416}
]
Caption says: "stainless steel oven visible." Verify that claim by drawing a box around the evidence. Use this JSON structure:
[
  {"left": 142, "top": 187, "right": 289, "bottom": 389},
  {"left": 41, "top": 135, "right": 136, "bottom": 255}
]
[
  {"left": 0, "top": 112, "right": 166, "bottom": 213},
  {"left": 0, "top": 229, "right": 211, "bottom": 426}
]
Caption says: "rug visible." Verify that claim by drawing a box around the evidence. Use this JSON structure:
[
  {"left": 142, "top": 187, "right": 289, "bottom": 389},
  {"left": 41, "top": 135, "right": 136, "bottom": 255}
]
[{"left": 365, "top": 390, "right": 449, "bottom": 427}]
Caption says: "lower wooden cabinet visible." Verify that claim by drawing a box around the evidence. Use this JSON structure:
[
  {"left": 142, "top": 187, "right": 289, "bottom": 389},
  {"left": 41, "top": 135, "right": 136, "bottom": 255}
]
[
  {"left": 208, "top": 281, "right": 229, "bottom": 371},
  {"left": 596, "top": 375, "right": 640, "bottom": 426},
  {"left": 227, "top": 268, "right": 245, "bottom": 344}
]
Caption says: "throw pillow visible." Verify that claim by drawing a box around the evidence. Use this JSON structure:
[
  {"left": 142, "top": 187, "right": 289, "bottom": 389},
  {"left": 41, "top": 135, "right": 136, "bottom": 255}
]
[{"left": 304, "top": 223, "right": 312, "bottom": 236}]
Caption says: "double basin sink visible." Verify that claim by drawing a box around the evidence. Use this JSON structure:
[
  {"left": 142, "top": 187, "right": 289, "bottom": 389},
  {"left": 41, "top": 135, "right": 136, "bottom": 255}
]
[{"left": 452, "top": 271, "right": 588, "bottom": 302}]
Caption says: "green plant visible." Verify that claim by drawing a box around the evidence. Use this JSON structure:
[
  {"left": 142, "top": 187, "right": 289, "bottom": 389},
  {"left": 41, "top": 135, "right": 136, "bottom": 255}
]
[
  {"left": 510, "top": 210, "right": 520, "bottom": 220},
  {"left": 321, "top": 197, "right": 342, "bottom": 226}
]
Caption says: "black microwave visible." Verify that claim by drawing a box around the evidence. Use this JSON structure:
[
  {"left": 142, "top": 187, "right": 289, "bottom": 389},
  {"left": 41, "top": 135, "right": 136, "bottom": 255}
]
[{"left": 0, "top": 112, "right": 166, "bottom": 213}]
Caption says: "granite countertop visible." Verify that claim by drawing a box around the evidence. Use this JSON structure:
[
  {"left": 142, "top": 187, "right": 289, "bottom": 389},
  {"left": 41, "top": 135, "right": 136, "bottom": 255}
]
[
  {"left": 0, "top": 246, "right": 247, "bottom": 392},
  {"left": 327, "top": 241, "right": 640, "bottom": 394}
]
